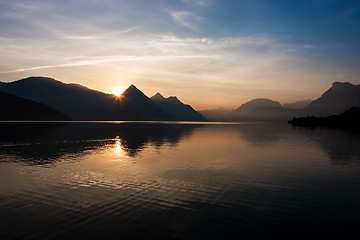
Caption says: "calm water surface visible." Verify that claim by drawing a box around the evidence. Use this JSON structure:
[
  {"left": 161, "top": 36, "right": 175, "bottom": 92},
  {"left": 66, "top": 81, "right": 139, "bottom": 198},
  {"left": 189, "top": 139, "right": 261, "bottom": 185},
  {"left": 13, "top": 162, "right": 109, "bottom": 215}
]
[{"left": 1, "top": 122, "right": 360, "bottom": 239}]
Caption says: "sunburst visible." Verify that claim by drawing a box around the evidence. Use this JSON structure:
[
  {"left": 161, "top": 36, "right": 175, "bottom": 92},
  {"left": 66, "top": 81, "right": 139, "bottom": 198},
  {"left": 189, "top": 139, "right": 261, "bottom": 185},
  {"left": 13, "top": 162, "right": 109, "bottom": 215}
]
[{"left": 112, "top": 88, "right": 124, "bottom": 97}]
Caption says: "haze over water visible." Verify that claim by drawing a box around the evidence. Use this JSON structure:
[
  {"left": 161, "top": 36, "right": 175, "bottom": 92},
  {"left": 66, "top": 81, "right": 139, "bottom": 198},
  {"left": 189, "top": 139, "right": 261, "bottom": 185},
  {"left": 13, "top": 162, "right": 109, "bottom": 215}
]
[{"left": 1, "top": 122, "right": 360, "bottom": 239}]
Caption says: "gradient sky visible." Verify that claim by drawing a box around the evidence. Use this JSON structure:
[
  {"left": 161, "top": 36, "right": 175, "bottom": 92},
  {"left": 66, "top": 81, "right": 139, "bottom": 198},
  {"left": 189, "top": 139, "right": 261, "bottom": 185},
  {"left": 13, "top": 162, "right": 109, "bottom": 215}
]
[{"left": 1, "top": 0, "right": 360, "bottom": 109}]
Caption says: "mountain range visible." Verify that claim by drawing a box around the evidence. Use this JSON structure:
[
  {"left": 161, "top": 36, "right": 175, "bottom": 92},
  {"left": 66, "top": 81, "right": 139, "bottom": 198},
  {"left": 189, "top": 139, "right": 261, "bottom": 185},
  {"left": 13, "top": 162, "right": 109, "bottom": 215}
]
[
  {"left": 150, "top": 93, "right": 207, "bottom": 121},
  {"left": 1, "top": 77, "right": 359, "bottom": 122},
  {"left": 0, "top": 77, "right": 206, "bottom": 121},
  {"left": 200, "top": 82, "right": 360, "bottom": 122}
]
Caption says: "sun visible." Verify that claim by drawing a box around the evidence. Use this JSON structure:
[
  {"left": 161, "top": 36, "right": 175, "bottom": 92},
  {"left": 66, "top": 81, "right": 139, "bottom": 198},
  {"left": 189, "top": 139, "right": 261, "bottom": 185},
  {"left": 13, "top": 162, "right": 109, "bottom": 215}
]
[{"left": 112, "top": 88, "right": 124, "bottom": 97}]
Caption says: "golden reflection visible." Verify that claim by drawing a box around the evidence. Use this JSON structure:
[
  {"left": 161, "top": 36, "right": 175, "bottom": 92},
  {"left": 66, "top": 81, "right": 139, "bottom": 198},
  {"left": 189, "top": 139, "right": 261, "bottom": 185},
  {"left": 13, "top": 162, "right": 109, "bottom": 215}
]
[{"left": 114, "top": 136, "right": 123, "bottom": 155}]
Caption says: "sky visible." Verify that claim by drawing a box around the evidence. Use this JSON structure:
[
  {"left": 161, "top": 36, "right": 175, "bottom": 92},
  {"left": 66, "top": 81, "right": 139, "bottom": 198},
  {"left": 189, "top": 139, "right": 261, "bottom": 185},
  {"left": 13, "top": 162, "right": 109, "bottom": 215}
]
[{"left": 1, "top": 0, "right": 360, "bottom": 109}]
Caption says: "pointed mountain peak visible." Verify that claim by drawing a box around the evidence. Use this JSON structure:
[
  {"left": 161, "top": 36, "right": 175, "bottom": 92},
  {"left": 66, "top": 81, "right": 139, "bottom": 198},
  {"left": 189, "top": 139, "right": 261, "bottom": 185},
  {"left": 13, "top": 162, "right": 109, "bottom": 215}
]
[
  {"left": 151, "top": 92, "right": 165, "bottom": 100},
  {"left": 128, "top": 84, "right": 139, "bottom": 90},
  {"left": 120, "top": 84, "right": 149, "bottom": 99},
  {"left": 122, "top": 84, "right": 141, "bottom": 94}
]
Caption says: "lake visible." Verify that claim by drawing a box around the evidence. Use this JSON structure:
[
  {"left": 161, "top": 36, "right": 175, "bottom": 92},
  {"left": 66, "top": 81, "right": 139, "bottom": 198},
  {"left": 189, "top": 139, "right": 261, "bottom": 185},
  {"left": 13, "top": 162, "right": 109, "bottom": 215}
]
[{"left": 1, "top": 122, "right": 360, "bottom": 239}]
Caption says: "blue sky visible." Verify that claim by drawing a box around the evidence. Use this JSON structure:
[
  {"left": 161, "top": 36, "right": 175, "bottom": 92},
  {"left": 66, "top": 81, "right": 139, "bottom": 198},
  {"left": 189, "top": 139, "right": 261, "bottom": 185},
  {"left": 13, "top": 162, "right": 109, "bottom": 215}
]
[{"left": 1, "top": 0, "right": 359, "bottom": 109}]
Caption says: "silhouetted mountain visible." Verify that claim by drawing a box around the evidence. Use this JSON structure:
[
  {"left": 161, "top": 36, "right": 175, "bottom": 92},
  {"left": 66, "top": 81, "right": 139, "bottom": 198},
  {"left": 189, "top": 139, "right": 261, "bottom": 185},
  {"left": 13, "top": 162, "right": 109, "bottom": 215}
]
[
  {"left": 151, "top": 92, "right": 207, "bottom": 121},
  {"left": 108, "top": 85, "right": 174, "bottom": 120},
  {"left": 289, "top": 107, "right": 360, "bottom": 129},
  {"left": 283, "top": 99, "right": 312, "bottom": 109},
  {"left": 0, "top": 77, "right": 173, "bottom": 121},
  {"left": 201, "top": 82, "right": 360, "bottom": 122},
  {"left": 306, "top": 82, "right": 360, "bottom": 116},
  {"left": 0, "top": 91, "right": 70, "bottom": 121}
]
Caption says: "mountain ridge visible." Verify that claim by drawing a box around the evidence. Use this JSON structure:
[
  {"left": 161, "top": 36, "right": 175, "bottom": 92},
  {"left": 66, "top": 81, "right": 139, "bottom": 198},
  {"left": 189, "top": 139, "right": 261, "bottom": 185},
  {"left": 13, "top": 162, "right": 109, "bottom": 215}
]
[
  {"left": 0, "top": 76, "right": 206, "bottom": 121},
  {"left": 306, "top": 81, "right": 360, "bottom": 116},
  {"left": 1, "top": 77, "right": 358, "bottom": 122},
  {"left": 150, "top": 93, "right": 207, "bottom": 121},
  {"left": 0, "top": 91, "right": 71, "bottom": 121},
  {"left": 0, "top": 77, "right": 173, "bottom": 121},
  {"left": 200, "top": 81, "right": 360, "bottom": 122}
]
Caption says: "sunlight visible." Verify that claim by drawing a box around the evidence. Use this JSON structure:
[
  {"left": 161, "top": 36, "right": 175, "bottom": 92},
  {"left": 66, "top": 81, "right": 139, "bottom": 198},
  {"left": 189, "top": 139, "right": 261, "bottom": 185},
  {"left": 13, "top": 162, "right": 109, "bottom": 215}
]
[
  {"left": 112, "top": 88, "right": 124, "bottom": 97},
  {"left": 114, "top": 136, "right": 123, "bottom": 155}
]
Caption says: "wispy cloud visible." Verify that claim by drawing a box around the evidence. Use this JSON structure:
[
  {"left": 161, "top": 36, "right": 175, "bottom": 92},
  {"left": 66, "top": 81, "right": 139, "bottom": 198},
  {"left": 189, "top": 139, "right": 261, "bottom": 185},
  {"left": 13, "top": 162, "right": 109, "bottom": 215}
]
[
  {"left": 1, "top": 54, "right": 218, "bottom": 73},
  {"left": 0, "top": 30, "right": 313, "bottom": 84},
  {"left": 170, "top": 11, "right": 202, "bottom": 30},
  {"left": 63, "top": 27, "right": 140, "bottom": 40}
]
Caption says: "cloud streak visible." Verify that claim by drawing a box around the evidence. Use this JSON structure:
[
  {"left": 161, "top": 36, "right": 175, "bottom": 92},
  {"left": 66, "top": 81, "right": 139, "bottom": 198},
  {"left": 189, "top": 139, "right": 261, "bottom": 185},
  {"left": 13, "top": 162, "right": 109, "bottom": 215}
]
[
  {"left": 1, "top": 54, "right": 219, "bottom": 73},
  {"left": 63, "top": 27, "right": 141, "bottom": 40}
]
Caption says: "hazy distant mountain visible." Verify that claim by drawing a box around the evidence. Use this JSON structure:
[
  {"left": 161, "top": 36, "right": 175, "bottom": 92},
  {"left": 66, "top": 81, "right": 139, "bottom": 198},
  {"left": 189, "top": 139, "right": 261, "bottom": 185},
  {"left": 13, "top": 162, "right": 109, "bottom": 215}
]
[
  {"left": 151, "top": 93, "right": 207, "bottom": 121},
  {"left": 306, "top": 82, "right": 360, "bottom": 116},
  {"left": 201, "top": 82, "right": 360, "bottom": 122},
  {"left": 283, "top": 99, "right": 312, "bottom": 109},
  {"left": 0, "top": 77, "right": 173, "bottom": 121},
  {"left": 228, "top": 98, "right": 295, "bottom": 121},
  {"left": 200, "top": 99, "right": 294, "bottom": 122},
  {"left": 0, "top": 91, "right": 70, "bottom": 121},
  {"left": 198, "top": 108, "right": 232, "bottom": 122},
  {"left": 233, "top": 98, "right": 282, "bottom": 114}
]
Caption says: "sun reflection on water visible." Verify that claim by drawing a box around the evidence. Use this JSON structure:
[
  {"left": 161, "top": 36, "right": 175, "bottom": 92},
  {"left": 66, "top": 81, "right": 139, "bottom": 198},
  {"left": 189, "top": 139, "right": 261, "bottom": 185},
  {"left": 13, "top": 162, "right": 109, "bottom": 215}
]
[{"left": 114, "top": 136, "right": 123, "bottom": 156}]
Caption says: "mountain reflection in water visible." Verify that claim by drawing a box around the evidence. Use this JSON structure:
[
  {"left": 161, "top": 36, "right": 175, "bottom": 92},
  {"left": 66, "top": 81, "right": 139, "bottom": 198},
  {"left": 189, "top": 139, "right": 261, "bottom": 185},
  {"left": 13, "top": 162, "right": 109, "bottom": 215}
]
[
  {"left": 0, "top": 122, "right": 359, "bottom": 166},
  {"left": 0, "top": 122, "right": 360, "bottom": 240},
  {"left": 0, "top": 122, "right": 201, "bottom": 164}
]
